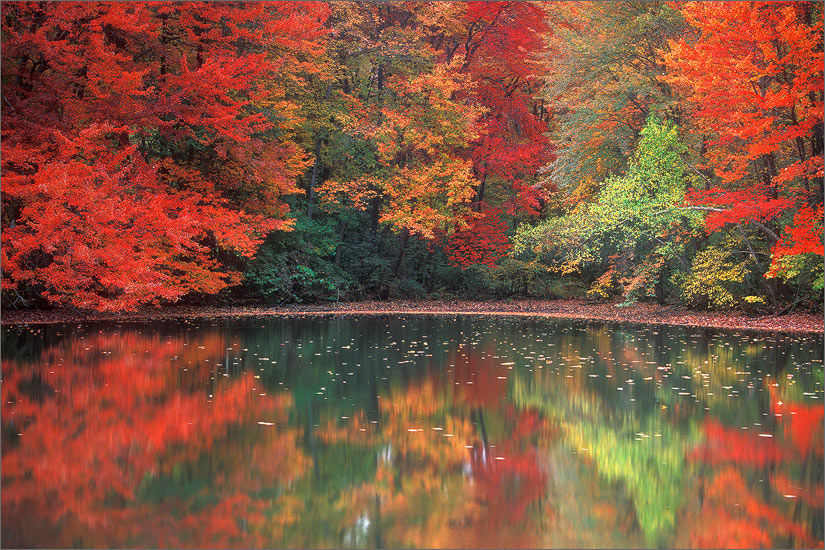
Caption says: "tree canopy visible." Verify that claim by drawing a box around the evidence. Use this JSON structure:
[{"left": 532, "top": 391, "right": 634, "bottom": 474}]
[{"left": 2, "top": 1, "right": 822, "bottom": 313}]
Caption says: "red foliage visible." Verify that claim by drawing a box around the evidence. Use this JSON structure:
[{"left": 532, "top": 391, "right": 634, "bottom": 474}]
[
  {"left": 666, "top": 2, "right": 823, "bottom": 186},
  {"left": 687, "top": 413, "right": 824, "bottom": 549},
  {"left": 425, "top": 1, "right": 551, "bottom": 266},
  {"left": 449, "top": 342, "right": 509, "bottom": 407},
  {"left": 767, "top": 204, "right": 825, "bottom": 275},
  {"left": 1, "top": 2, "right": 329, "bottom": 311},
  {"left": 471, "top": 446, "right": 546, "bottom": 526},
  {"left": 770, "top": 386, "right": 825, "bottom": 457},
  {"left": 445, "top": 206, "right": 511, "bottom": 268},
  {"left": 467, "top": 408, "right": 549, "bottom": 530},
  {"left": 1, "top": 329, "right": 303, "bottom": 548},
  {"left": 502, "top": 182, "right": 548, "bottom": 218},
  {"left": 463, "top": 2, "right": 553, "bottom": 182},
  {"left": 686, "top": 187, "right": 795, "bottom": 233},
  {"left": 689, "top": 418, "right": 789, "bottom": 467},
  {"left": 666, "top": 2, "right": 823, "bottom": 269},
  {"left": 689, "top": 467, "right": 821, "bottom": 549}
]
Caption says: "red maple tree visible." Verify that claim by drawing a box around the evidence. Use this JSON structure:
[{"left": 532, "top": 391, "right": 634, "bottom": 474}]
[
  {"left": 665, "top": 1, "right": 823, "bottom": 275},
  {"left": 445, "top": 206, "right": 511, "bottom": 268},
  {"left": 1, "top": 2, "right": 329, "bottom": 311}
]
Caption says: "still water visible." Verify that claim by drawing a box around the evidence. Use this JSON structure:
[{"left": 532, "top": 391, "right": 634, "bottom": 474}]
[{"left": 2, "top": 315, "right": 823, "bottom": 548}]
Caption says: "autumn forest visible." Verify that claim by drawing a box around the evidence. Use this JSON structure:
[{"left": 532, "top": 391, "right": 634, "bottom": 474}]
[
  {"left": 1, "top": 1, "right": 823, "bottom": 314},
  {"left": 2, "top": 4, "right": 824, "bottom": 549}
]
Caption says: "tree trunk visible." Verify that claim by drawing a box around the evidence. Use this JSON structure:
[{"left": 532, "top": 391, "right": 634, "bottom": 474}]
[
  {"left": 334, "top": 219, "right": 344, "bottom": 267},
  {"left": 809, "top": 104, "right": 824, "bottom": 203},
  {"left": 476, "top": 171, "right": 487, "bottom": 211},
  {"left": 391, "top": 227, "right": 410, "bottom": 278},
  {"left": 377, "top": 64, "right": 384, "bottom": 94},
  {"left": 699, "top": 138, "right": 712, "bottom": 190},
  {"left": 788, "top": 107, "right": 811, "bottom": 194},
  {"left": 654, "top": 279, "right": 666, "bottom": 305},
  {"left": 376, "top": 225, "right": 391, "bottom": 254},
  {"left": 764, "top": 152, "right": 779, "bottom": 181},
  {"left": 370, "top": 197, "right": 380, "bottom": 233},
  {"left": 307, "top": 85, "right": 332, "bottom": 219},
  {"left": 307, "top": 138, "right": 321, "bottom": 220}
]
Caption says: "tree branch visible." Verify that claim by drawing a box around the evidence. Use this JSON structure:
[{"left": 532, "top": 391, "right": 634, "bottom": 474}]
[{"left": 685, "top": 162, "right": 712, "bottom": 186}]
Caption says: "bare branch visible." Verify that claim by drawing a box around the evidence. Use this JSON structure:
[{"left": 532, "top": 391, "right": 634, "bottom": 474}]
[{"left": 685, "top": 162, "right": 712, "bottom": 185}]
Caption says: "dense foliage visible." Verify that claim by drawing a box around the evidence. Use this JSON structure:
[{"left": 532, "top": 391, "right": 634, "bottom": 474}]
[{"left": 2, "top": 1, "right": 822, "bottom": 313}]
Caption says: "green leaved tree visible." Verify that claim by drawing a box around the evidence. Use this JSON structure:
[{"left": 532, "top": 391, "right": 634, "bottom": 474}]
[{"left": 515, "top": 115, "right": 702, "bottom": 304}]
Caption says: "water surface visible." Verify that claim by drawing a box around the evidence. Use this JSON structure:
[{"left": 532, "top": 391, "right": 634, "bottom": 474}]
[{"left": 2, "top": 316, "right": 823, "bottom": 548}]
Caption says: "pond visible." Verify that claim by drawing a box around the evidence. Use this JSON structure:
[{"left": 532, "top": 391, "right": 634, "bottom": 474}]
[{"left": 2, "top": 315, "right": 823, "bottom": 548}]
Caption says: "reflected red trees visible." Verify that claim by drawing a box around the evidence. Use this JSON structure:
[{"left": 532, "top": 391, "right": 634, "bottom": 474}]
[
  {"left": 418, "top": 346, "right": 553, "bottom": 547},
  {"left": 770, "top": 386, "right": 825, "bottom": 459},
  {"left": 690, "top": 419, "right": 790, "bottom": 467},
  {"left": 450, "top": 345, "right": 551, "bottom": 543},
  {"left": 687, "top": 466, "right": 821, "bottom": 549},
  {"left": 448, "top": 342, "right": 510, "bottom": 408},
  {"left": 1, "top": 328, "right": 305, "bottom": 548},
  {"left": 465, "top": 408, "right": 550, "bottom": 547},
  {"left": 686, "top": 415, "right": 823, "bottom": 549}
]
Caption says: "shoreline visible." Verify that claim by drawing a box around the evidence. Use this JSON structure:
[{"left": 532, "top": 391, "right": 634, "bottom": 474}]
[{"left": 2, "top": 299, "right": 822, "bottom": 335}]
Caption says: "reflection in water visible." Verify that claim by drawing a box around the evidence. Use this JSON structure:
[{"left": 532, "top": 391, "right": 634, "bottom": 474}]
[{"left": 2, "top": 316, "right": 823, "bottom": 548}]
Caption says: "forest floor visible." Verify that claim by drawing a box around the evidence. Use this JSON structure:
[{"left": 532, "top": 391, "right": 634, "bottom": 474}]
[{"left": 2, "top": 299, "right": 822, "bottom": 334}]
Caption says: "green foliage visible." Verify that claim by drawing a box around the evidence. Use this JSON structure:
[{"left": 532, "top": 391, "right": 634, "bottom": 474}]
[
  {"left": 244, "top": 214, "right": 352, "bottom": 303},
  {"left": 519, "top": 115, "right": 701, "bottom": 303},
  {"left": 566, "top": 418, "right": 692, "bottom": 544},
  {"left": 767, "top": 252, "right": 824, "bottom": 310},
  {"left": 675, "top": 245, "right": 748, "bottom": 310},
  {"left": 488, "top": 258, "right": 580, "bottom": 298},
  {"left": 423, "top": 264, "right": 493, "bottom": 299}
]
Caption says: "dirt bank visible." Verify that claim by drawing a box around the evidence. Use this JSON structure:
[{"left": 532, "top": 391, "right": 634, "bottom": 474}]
[{"left": 2, "top": 299, "right": 822, "bottom": 334}]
